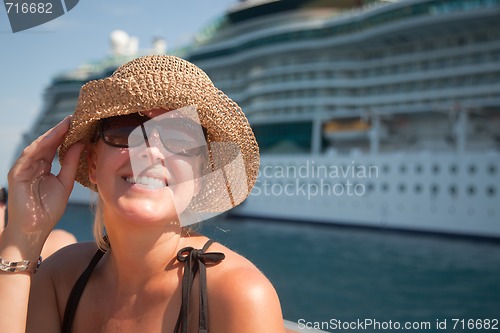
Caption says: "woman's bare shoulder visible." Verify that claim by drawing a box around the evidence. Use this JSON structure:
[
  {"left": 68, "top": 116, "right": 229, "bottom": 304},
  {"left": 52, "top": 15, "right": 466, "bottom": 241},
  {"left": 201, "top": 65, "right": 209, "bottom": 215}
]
[
  {"left": 210, "top": 240, "right": 277, "bottom": 296},
  {"left": 30, "top": 241, "right": 102, "bottom": 321},
  {"left": 207, "top": 240, "right": 259, "bottom": 272},
  {"left": 203, "top": 239, "right": 285, "bottom": 332},
  {"left": 39, "top": 241, "right": 100, "bottom": 281}
]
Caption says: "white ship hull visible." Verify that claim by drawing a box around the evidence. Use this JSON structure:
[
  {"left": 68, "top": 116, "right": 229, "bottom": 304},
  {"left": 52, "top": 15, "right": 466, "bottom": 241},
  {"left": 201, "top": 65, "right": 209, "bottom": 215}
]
[{"left": 234, "top": 151, "right": 500, "bottom": 237}]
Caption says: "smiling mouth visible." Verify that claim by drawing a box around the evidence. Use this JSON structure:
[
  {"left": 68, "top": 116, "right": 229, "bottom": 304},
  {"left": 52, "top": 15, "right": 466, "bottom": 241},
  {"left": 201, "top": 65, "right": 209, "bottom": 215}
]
[{"left": 124, "top": 176, "right": 168, "bottom": 189}]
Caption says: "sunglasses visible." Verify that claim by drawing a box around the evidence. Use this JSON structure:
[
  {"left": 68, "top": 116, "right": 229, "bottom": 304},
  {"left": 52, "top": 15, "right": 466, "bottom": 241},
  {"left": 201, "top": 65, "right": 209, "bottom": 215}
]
[{"left": 93, "top": 113, "right": 207, "bottom": 157}]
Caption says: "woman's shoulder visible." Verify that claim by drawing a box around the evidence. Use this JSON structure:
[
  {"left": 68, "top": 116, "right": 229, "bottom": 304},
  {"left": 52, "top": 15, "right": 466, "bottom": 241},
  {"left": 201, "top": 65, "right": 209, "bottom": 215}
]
[
  {"left": 188, "top": 235, "right": 280, "bottom": 308},
  {"left": 31, "top": 241, "right": 101, "bottom": 315},
  {"left": 39, "top": 241, "right": 100, "bottom": 281},
  {"left": 213, "top": 243, "right": 276, "bottom": 294},
  {"left": 192, "top": 235, "right": 285, "bottom": 331}
]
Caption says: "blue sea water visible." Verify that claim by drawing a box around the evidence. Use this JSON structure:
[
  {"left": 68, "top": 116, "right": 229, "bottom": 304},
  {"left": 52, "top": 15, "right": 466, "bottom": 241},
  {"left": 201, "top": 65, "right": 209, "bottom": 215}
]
[{"left": 57, "top": 204, "right": 500, "bottom": 332}]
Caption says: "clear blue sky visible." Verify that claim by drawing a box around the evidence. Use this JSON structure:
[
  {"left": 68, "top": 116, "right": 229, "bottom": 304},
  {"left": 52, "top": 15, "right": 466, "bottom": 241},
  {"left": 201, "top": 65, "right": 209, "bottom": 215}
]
[{"left": 0, "top": 0, "right": 236, "bottom": 187}]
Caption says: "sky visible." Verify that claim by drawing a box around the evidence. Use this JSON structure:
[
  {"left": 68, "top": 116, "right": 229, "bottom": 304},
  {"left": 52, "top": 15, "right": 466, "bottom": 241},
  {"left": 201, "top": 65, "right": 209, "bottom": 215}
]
[{"left": 0, "top": 0, "right": 237, "bottom": 188}]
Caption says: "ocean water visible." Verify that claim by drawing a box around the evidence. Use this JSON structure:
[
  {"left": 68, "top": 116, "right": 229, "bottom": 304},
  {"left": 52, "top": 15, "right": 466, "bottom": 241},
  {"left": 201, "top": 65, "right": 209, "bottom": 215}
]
[{"left": 57, "top": 204, "right": 500, "bottom": 332}]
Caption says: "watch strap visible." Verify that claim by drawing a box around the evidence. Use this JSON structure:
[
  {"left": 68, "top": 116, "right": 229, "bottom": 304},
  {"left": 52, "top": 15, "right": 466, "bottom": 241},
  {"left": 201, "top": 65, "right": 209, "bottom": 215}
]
[{"left": 0, "top": 256, "right": 42, "bottom": 274}]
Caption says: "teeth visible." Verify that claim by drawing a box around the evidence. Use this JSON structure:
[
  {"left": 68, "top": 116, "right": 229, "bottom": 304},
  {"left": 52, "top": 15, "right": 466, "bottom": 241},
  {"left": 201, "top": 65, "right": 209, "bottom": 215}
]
[{"left": 125, "top": 176, "right": 167, "bottom": 189}]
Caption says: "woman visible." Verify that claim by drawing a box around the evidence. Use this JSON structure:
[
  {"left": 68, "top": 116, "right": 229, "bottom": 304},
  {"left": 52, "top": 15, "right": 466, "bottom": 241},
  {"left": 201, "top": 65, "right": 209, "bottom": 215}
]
[{"left": 0, "top": 55, "right": 286, "bottom": 333}]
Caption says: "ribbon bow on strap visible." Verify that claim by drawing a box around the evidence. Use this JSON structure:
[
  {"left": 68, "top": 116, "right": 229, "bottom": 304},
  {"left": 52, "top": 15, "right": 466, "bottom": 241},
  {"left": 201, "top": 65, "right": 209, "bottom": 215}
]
[{"left": 174, "top": 240, "right": 225, "bottom": 333}]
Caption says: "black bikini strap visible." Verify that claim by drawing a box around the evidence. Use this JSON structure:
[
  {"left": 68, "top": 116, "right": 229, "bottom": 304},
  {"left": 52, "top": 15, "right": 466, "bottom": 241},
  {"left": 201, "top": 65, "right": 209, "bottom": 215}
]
[
  {"left": 62, "top": 248, "right": 106, "bottom": 333},
  {"left": 174, "top": 239, "right": 225, "bottom": 333}
]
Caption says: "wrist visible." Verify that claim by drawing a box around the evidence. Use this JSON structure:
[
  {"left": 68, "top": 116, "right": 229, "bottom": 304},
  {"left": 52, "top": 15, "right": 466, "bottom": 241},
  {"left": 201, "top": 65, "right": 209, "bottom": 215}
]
[
  {"left": 0, "top": 255, "right": 42, "bottom": 275},
  {"left": 0, "top": 226, "right": 45, "bottom": 263}
]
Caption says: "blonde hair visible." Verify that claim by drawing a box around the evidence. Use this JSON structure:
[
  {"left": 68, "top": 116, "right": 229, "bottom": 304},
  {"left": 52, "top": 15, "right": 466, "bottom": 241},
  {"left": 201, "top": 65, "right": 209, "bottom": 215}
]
[{"left": 92, "top": 196, "right": 109, "bottom": 251}]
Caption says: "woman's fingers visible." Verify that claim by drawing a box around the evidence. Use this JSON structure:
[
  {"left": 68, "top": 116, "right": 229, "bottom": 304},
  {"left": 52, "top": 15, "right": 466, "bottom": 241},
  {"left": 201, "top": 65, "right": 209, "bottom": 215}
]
[
  {"left": 22, "top": 116, "right": 71, "bottom": 161},
  {"left": 10, "top": 117, "right": 72, "bottom": 183},
  {"left": 5, "top": 117, "right": 83, "bottom": 235},
  {"left": 57, "top": 142, "right": 84, "bottom": 195}
]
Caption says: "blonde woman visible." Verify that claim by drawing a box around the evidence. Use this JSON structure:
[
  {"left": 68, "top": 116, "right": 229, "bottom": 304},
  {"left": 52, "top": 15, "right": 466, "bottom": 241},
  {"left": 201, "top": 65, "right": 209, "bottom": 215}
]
[{"left": 0, "top": 56, "right": 286, "bottom": 333}]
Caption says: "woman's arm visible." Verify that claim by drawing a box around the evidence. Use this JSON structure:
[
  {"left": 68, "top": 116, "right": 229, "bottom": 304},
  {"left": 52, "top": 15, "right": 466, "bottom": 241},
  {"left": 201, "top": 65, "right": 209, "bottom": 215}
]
[
  {"left": 0, "top": 117, "right": 83, "bottom": 333},
  {"left": 26, "top": 258, "right": 62, "bottom": 333}
]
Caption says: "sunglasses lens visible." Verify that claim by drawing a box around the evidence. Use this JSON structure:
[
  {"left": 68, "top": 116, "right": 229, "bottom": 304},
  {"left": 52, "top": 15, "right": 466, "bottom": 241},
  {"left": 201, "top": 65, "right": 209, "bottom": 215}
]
[
  {"left": 99, "top": 113, "right": 206, "bottom": 155},
  {"left": 100, "top": 114, "right": 146, "bottom": 147},
  {"left": 103, "top": 126, "right": 143, "bottom": 147},
  {"left": 164, "top": 139, "right": 204, "bottom": 156},
  {"left": 155, "top": 118, "right": 206, "bottom": 156}
]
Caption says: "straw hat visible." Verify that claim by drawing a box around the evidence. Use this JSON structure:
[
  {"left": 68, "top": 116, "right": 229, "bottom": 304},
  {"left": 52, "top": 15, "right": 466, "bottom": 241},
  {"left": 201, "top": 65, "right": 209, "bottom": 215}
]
[{"left": 59, "top": 55, "right": 259, "bottom": 216}]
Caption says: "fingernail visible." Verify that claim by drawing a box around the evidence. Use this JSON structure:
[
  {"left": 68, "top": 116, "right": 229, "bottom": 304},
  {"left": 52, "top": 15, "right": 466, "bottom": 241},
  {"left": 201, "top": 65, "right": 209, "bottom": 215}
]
[{"left": 60, "top": 115, "right": 71, "bottom": 124}]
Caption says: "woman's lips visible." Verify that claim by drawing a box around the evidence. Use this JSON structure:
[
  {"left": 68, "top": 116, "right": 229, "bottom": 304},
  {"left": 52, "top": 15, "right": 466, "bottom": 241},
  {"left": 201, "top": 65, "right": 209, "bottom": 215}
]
[
  {"left": 124, "top": 176, "right": 168, "bottom": 189},
  {"left": 123, "top": 165, "right": 170, "bottom": 189}
]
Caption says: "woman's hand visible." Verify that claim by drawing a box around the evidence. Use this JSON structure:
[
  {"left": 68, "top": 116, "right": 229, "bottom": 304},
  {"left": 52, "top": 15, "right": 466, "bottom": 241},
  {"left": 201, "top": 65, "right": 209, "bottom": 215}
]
[{"left": 5, "top": 116, "right": 83, "bottom": 248}]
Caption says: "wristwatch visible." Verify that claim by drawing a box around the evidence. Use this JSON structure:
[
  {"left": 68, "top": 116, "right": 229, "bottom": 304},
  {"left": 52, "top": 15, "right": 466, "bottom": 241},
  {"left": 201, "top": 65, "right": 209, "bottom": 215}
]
[{"left": 0, "top": 256, "right": 42, "bottom": 274}]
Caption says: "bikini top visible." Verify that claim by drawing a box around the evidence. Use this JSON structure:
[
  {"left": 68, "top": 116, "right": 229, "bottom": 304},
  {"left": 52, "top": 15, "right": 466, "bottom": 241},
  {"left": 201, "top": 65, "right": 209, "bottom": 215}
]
[{"left": 61, "top": 239, "right": 225, "bottom": 333}]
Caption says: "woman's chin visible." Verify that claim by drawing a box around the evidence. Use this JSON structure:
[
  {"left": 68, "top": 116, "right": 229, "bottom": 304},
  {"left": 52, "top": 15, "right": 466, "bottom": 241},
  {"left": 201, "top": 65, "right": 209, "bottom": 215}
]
[{"left": 117, "top": 197, "right": 180, "bottom": 226}]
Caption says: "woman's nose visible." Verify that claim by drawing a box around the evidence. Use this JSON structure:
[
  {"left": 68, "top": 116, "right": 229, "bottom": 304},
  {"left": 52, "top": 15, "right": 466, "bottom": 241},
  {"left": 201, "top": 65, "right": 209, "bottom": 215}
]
[{"left": 136, "top": 128, "right": 169, "bottom": 163}]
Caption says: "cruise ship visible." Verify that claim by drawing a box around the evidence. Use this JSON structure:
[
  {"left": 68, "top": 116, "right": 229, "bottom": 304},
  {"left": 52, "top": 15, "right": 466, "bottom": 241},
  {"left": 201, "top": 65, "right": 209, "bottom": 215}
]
[
  {"left": 17, "top": 0, "right": 500, "bottom": 238},
  {"left": 187, "top": 0, "right": 500, "bottom": 238}
]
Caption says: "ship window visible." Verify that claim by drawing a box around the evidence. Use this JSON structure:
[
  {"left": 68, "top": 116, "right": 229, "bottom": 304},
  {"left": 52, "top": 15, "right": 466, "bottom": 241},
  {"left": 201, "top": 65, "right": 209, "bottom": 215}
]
[
  {"left": 367, "top": 183, "right": 375, "bottom": 192},
  {"left": 432, "top": 164, "right": 440, "bottom": 174},
  {"left": 467, "top": 185, "right": 476, "bottom": 196},
  {"left": 488, "top": 164, "right": 497, "bottom": 175},
  {"left": 449, "top": 164, "right": 458, "bottom": 174},
  {"left": 382, "top": 164, "right": 390, "bottom": 174},
  {"left": 449, "top": 185, "right": 458, "bottom": 197},
  {"left": 487, "top": 186, "right": 496, "bottom": 197},
  {"left": 253, "top": 121, "right": 312, "bottom": 154},
  {"left": 399, "top": 164, "right": 407, "bottom": 173},
  {"left": 415, "top": 164, "right": 423, "bottom": 174},
  {"left": 468, "top": 164, "right": 477, "bottom": 175},
  {"left": 414, "top": 184, "right": 422, "bottom": 194},
  {"left": 381, "top": 183, "right": 389, "bottom": 192},
  {"left": 398, "top": 183, "right": 406, "bottom": 193},
  {"left": 431, "top": 184, "right": 439, "bottom": 195}
]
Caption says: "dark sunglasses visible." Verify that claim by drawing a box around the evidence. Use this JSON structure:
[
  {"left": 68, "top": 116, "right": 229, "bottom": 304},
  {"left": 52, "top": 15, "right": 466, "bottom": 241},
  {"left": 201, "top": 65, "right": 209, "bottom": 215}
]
[{"left": 93, "top": 113, "right": 207, "bottom": 157}]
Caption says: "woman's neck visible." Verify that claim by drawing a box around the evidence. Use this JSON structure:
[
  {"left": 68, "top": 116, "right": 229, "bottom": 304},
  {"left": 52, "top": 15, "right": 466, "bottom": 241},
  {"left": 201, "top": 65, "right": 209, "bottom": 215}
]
[{"left": 101, "top": 211, "right": 186, "bottom": 290}]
